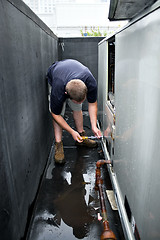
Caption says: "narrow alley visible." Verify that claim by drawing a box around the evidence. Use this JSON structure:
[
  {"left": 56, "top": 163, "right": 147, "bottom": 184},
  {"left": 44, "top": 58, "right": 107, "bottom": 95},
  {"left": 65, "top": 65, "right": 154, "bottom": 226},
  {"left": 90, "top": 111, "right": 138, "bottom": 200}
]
[{"left": 27, "top": 112, "right": 124, "bottom": 239}]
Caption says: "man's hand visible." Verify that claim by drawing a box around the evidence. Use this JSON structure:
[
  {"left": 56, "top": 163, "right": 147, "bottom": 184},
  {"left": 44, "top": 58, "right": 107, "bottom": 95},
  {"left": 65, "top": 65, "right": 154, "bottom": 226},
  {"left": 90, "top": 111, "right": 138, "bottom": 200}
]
[
  {"left": 52, "top": 113, "right": 84, "bottom": 142},
  {"left": 92, "top": 126, "right": 102, "bottom": 138},
  {"left": 88, "top": 101, "right": 102, "bottom": 138},
  {"left": 71, "top": 130, "right": 83, "bottom": 142}
]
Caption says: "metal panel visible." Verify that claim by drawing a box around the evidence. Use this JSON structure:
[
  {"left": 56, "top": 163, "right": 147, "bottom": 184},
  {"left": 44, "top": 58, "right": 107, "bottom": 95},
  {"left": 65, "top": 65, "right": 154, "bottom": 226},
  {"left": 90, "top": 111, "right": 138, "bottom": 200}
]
[
  {"left": 59, "top": 37, "right": 104, "bottom": 111},
  {"left": 108, "top": 0, "right": 157, "bottom": 20},
  {"left": 0, "top": 0, "right": 58, "bottom": 239},
  {"left": 114, "top": 7, "right": 160, "bottom": 240},
  {"left": 98, "top": 39, "right": 135, "bottom": 240},
  {"left": 58, "top": 37, "right": 104, "bottom": 81},
  {"left": 98, "top": 40, "right": 108, "bottom": 126}
]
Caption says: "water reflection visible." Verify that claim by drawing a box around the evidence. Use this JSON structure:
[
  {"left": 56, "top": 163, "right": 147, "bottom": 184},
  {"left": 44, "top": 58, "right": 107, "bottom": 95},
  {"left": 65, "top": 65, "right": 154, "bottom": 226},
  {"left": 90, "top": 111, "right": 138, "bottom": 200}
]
[
  {"left": 52, "top": 149, "right": 95, "bottom": 239},
  {"left": 30, "top": 148, "right": 100, "bottom": 240}
]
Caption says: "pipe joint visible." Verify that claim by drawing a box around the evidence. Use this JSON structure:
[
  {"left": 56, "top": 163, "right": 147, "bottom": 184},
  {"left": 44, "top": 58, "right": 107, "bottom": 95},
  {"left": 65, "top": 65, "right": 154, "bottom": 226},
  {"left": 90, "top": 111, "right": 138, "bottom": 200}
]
[{"left": 95, "top": 159, "right": 116, "bottom": 240}]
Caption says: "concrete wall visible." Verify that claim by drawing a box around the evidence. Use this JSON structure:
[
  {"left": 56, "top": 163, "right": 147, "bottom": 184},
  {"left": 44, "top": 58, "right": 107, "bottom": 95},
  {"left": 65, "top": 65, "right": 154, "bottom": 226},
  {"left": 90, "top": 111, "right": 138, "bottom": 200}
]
[{"left": 0, "top": 0, "right": 58, "bottom": 239}]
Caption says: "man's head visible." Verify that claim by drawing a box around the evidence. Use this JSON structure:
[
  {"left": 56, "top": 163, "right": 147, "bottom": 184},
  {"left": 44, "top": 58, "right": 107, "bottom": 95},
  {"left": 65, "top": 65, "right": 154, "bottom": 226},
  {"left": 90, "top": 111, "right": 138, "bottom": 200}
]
[{"left": 65, "top": 79, "right": 87, "bottom": 103}]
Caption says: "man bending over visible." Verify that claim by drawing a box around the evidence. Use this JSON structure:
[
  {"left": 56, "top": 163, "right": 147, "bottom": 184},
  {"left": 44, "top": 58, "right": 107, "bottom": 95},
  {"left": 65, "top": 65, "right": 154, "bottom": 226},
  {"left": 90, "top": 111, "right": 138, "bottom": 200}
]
[{"left": 47, "top": 59, "right": 101, "bottom": 164}]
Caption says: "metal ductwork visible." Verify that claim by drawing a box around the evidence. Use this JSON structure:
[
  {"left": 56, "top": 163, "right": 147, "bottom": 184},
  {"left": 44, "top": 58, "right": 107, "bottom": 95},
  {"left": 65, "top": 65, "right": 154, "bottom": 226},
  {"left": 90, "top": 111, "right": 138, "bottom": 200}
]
[{"left": 108, "top": 0, "right": 158, "bottom": 20}]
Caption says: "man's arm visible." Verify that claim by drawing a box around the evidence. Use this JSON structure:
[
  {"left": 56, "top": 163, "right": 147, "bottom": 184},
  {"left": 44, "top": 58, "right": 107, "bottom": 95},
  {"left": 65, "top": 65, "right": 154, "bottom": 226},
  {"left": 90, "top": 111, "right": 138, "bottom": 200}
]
[
  {"left": 51, "top": 112, "right": 83, "bottom": 142},
  {"left": 88, "top": 101, "right": 102, "bottom": 137}
]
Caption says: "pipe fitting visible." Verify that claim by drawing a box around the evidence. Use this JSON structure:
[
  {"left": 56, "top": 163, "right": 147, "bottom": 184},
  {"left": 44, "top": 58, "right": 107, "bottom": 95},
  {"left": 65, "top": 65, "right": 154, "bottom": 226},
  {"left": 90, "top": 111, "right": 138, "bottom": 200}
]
[
  {"left": 96, "top": 159, "right": 111, "bottom": 168},
  {"left": 101, "top": 221, "right": 116, "bottom": 240},
  {"left": 95, "top": 159, "right": 116, "bottom": 240}
]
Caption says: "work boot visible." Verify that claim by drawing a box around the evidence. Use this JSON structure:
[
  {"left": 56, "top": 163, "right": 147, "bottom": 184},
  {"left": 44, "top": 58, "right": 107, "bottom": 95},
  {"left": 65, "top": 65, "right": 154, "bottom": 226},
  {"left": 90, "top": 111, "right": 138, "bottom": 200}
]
[
  {"left": 54, "top": 141, "right": 65, "bottom": 164},
  {"left": 76, "top": 131, "right": 98, "bottom": 148}
]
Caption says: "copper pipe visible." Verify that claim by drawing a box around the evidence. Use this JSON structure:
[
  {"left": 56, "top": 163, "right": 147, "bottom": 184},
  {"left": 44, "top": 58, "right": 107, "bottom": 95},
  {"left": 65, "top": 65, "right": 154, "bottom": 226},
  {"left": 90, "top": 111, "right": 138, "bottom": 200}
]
[{"left": 95, "top": 160, "right": 116, "bottom": 240}]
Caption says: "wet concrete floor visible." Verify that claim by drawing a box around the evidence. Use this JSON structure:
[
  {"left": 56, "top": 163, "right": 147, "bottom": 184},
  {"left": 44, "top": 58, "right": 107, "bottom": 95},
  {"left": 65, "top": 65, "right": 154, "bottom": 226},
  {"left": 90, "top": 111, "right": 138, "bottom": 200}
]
[{"left": 27, "top": 112, "right": 125, "bottom": 240}]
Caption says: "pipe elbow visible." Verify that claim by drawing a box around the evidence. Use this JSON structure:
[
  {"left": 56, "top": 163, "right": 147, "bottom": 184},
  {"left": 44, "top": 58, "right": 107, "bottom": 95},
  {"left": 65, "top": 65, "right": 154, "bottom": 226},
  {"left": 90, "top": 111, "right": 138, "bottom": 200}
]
[{"left": 96, "top": 159, "right": 108, "bottom": 168}]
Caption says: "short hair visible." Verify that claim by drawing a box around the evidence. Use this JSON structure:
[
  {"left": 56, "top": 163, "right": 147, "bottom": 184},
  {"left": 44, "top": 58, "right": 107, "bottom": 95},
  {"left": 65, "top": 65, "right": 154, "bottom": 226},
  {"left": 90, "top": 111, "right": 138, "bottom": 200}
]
[{"left": 66, "top": 79, "right": 87, "bottom": 102}]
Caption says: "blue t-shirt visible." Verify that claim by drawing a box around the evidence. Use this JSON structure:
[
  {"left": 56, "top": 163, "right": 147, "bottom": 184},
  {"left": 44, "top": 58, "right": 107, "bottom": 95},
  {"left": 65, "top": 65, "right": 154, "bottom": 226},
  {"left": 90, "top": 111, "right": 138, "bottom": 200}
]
[{"left": 47, "top": 59, "right": 97, "bottom": 115}]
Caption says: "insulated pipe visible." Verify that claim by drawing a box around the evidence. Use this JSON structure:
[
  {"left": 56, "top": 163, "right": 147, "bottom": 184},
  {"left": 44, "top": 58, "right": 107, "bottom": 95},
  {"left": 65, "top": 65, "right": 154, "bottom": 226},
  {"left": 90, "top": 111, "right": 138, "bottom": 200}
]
[{"left": 95, "top": 160, "right": 116, "bottom": 240}]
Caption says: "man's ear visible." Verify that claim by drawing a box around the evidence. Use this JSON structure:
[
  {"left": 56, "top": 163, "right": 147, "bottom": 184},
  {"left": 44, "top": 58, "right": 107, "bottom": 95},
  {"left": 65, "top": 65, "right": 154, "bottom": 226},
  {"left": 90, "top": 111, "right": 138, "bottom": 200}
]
[{"left": 65, "top": 91, "right": 70, "bottom": 98}]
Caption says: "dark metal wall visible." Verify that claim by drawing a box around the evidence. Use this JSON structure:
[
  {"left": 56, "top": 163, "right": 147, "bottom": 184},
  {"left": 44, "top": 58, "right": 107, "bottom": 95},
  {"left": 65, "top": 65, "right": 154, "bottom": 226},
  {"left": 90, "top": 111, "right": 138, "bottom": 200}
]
[
  {"left": 58, "top": 37, "right": 104, "bottom": 81},
  {"left": 0, "top": 0, "right": 58, "bottom": 239},
  {"left": 58, "top": 37, "right": 104, "bottom": 110},
  {"left": 108, "top": 0, "right": 157, "bottom": 20},
  {"left": 0, "top": 1, "right": 102, "bottom": 239}
]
